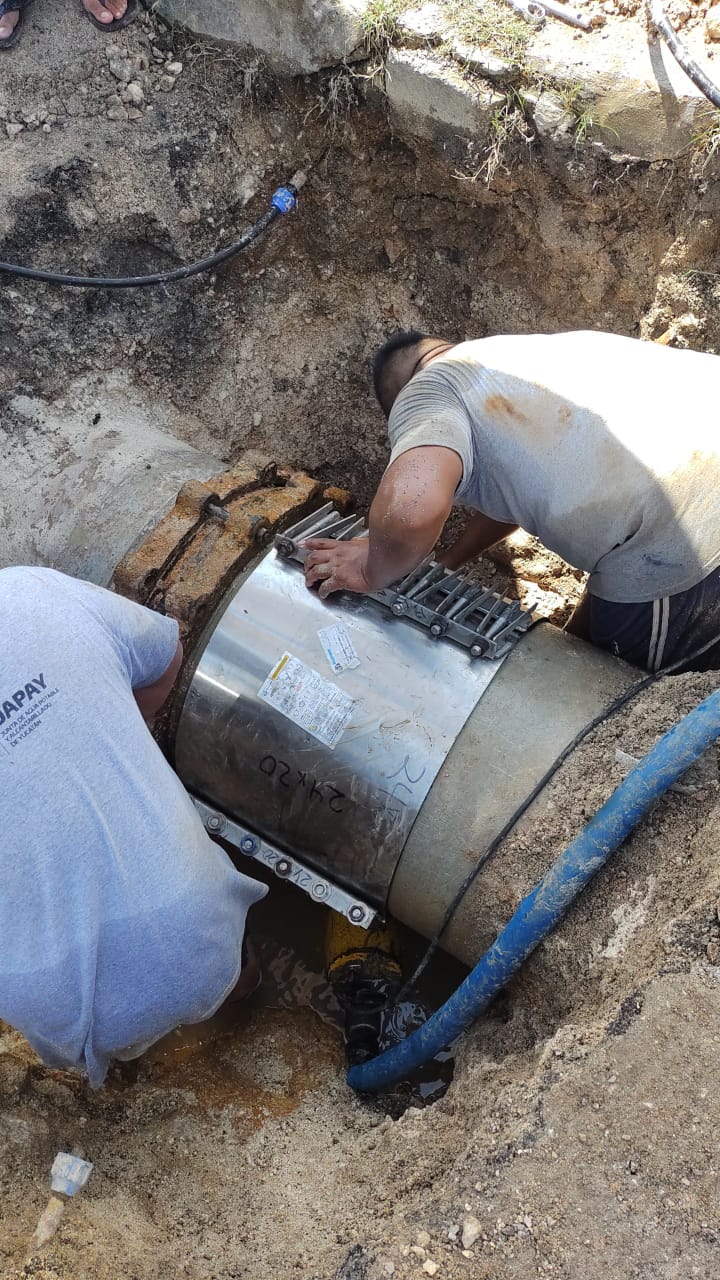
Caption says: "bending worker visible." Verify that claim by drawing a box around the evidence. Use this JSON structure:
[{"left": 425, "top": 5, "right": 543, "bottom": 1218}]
[
  {"left": 304, "top": 329, "right": 720, "bottom": 673},
  {"left": 0, "top": 566, "right": 265, "bottom": 1085}
]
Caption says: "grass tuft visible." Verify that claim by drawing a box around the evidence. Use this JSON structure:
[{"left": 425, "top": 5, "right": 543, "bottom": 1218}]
[
  {"left": 691, "top": 107, "right": 720, "bottom": 176},
  {"left": 454, "top": 88, "right": 534, "bottom": 186},
  {"left": 443, "top": 0, "right": 531, "bottom": 64},
  {"left": 361, "top": 0, "right": 408, "bottom": 56}
]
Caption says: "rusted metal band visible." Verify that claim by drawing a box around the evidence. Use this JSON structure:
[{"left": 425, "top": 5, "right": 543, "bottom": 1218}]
[{"left": 112, "top": 451, "right": 349, "bottom": 751}]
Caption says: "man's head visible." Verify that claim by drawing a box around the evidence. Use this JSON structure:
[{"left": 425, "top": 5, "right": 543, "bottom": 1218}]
[{"left": 372, "top": 330, "right": 454, "bottom": 418}]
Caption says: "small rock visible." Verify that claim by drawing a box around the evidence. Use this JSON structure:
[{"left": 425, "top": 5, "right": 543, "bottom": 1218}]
[
  {"left": 126, "top": 109, "right": 143, "bottom": 122},
  {"left": 422, "top": 1263, "right": 439, "bottom": 1277},
  {"left": 72, "top": 202, "right": 99, "bottom": 229},
  {"left": 398, "top": 3, "right": 445, "bottom": 46},
  {"left": 166, "top": 61, "right": 183, "bottom": 76},
  {"left": 159, "top": 75, "right": 177, "bottom": 93},
  {"left": 451, "top": 40, "right": 516, "bottom": 82},
  {"left": 461, "top": 1215, "right": 482, "bottom": 1250},
  {"left": 384, "top": 235, "right": 406, "bottom": 264},
  {"left": 707, "top": 4, "right": 720, "bottom": 38},
  {"left": 179, "top": 206, "right": 201, "bottom": 224},
  {"left": 447, "top": 1224, "right": 460, "bottom": 1241},
  {"left": 122, "top": 82, "right": 144, "bottom": 105},
  {"left": 252, "top": 411, "right": 263, "bottom": 427},
  {"left": 5, "top": 122, "right": 24, "bottom": 140},
  {"left": 108, "top": 56, "right": 132, "bottom": 83},
  {"left": 416, "top": 1231, "right": 431, "bottom": 1248},
  {"left": 533, "top": 92, "right": 574, "bottom": 142},
  {"left": 0, "top": 1055, "right": 29, "bottom": 1100},
  {"left": 706, "top": 939, "right": 720, "bottom": 964},
  {"left": 0, "top": 1114, "right": 46, "bottom": 1146},
  {"left": 33, "top": 1077, "right": 77, "bottom": 1107},
  {"left": 106, "top": 97, "right": 129, "bottom": 122}
]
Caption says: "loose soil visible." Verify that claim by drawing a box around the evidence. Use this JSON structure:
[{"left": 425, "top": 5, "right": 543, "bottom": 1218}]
[{"left": 1, "top": 5, "right": 720, "bottom": 1279}]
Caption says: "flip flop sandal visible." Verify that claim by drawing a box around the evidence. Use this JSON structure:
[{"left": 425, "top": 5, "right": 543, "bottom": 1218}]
[
  {"left": 0, "top": 4, "right": 25, "bottom": 51},
  {"left": 82, "top": 0, "right": 137, "bottom": 32}
]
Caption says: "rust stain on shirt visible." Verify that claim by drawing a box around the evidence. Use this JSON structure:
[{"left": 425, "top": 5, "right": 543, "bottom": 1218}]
[{"left": 485, "top": 393, "right": 522, "bottom": 419}]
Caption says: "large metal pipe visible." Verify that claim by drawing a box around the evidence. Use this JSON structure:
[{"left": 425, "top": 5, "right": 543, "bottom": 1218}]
[
  {"left": 1, "top": 417, "right": 638, "bottom": 968},
  {"left": 0, "top": 387, "right": 220, "bottom": 582},
  {"left": 173, "top": 547, "right": 636, "bottom": 966}
]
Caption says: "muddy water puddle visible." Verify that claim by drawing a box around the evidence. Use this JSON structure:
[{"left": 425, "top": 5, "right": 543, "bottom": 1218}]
[{"left": 139, "top": 878, "right": 464, "bottom": 1117}]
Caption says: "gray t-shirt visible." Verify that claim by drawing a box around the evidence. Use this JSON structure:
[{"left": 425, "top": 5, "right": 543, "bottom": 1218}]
[
  {"left": 388, "top": 331, "right": 720, "bottom": 603},
  {"left": 0, "top": 567, "right": 266, "bottom": 1085}
]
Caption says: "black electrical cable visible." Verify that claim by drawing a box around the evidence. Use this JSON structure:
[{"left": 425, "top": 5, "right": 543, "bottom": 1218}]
[
  {"left": 0, "top": 175, "right": 305, "bottom": 288},
  {"left": 647, "top": 0, "right": 720, "bottom": 110},
  {"left": 392, "top": 628, "right": 720, "bottom": 1003}
]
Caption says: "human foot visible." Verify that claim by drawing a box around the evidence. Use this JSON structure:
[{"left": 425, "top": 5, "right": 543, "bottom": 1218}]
[
  {"left": 82, "top": 0, "right": 136, "bottom": 30},
  {"left": 0, "top": 6, "right": 21, "bottom": 49}
]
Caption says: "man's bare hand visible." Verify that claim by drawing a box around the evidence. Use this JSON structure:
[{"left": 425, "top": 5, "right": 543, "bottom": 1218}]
[{"left": 303, "top": 538, "right": 372, "bottom": 599}]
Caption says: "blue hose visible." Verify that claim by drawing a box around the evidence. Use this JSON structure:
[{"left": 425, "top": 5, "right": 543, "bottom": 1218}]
[{"left": 348, "top": 687, "right": 720, "bottom": 1093}]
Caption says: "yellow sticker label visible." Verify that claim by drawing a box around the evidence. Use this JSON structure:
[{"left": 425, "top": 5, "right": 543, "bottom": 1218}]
[{"left": 270, "top": 654, "right": 290, "bottom": 680}]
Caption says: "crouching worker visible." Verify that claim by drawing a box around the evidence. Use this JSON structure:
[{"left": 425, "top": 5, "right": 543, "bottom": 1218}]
[
  {"left": 304, "top": 329, "right": 720, "bottom": 674},
  {"left": 0, "top": 565, "right": 266, "bottom": 1086}
]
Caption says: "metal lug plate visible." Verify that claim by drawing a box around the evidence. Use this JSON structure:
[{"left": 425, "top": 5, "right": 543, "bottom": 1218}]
[{"left": 192, "top": 796, "right": 377, "bottom": 928}]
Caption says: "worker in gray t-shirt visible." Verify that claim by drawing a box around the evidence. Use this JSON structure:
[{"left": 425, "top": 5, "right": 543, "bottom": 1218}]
[
  {"left": 303, "top": 329, "right": 720, "bottom": 673},
  {"left": 0, "top": 566, "right": 267, "bottom": 1086}
]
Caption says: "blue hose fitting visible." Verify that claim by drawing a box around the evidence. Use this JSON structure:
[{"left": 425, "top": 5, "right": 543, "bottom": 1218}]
[
  {"left": 271, "top": 187, "right": 298, "bottom": 215},
  {"left": 348, "top": 687, "right": 720, "bottom": 1093}
]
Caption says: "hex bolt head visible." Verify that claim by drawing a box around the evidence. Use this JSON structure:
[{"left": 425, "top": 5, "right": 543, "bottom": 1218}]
[
  {"left": 312, "top": 882, "right": 329, "bottom": 899},
  {"left": 206, "top": 815, "right": 224, "bottom": 832},
  {"left": 430, "top": 623, "right": 443, "bottom": 637},
  {"left": 470, "top": 644, "right": 483, "bottom": 658},
  {"left": 240, "top": 836, "right": 258, "bottom": 854},
  {"left": 275, "top": 858, "right": 292, "bottom": 878},
  {"left": 392, "top": 601, "right": 407, "bottom": 616},
  {"left": 348, "top": 905, "right": 365, "bottom": 923}
]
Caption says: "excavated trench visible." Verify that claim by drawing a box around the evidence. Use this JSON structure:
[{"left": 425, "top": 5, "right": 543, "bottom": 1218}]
[{"left": 2, "top": 9, "right": 720, "bottom": 1280}]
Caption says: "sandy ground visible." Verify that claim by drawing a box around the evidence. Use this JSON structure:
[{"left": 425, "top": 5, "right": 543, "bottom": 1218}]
[
  {"left": 2, "top": 5, "right": 720, "bottom": 1279},
  {"left": 3, "top": 671, "right": 720, "bottom": 1280}
]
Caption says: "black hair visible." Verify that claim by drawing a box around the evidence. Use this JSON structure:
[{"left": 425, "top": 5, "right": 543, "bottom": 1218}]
[{"left": 372, "top": 329, "right": 429, "bottom": 412}]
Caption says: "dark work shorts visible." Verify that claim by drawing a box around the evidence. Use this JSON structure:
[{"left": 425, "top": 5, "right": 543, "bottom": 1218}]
[{"left": 590, "top": 563, "right": 720, "bottom": 674}]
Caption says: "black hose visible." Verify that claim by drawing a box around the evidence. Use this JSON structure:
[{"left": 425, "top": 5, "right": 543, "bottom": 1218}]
[
  {"left": 647, "top": 0, "right": 720, "bottom": 111},
  {"left": 0, "top": 178, "right": 303, "bottom": 288}
]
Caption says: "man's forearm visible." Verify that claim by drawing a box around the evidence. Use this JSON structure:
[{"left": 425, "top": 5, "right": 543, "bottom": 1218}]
[
  {"left": 362, "top": 447, "right": 463, "bottom": 588},
  {"left": 363, "top": 518, "right": 438, "bottom": 589},
  {"left": 440, "top": 513, "right": 518, "bottom": 571}
]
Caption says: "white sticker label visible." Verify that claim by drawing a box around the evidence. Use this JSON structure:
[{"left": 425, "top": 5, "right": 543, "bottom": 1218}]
[
  {"left": 317, "top": 623, "right": 361, "bottom": 675},
  {"left": 258, "top": 652, "right": 355, "bottom": 749}
]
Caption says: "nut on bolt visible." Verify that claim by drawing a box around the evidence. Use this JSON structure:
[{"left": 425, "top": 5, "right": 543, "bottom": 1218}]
[
  {"left": 348, "top": 905, "right": 366, "bottom": 923},
  {"left": 274, "top": 858, "right": 292, "bottom": 878},
  {"left": 206, "top": 814, "right": 225, "bottom": 833}
]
